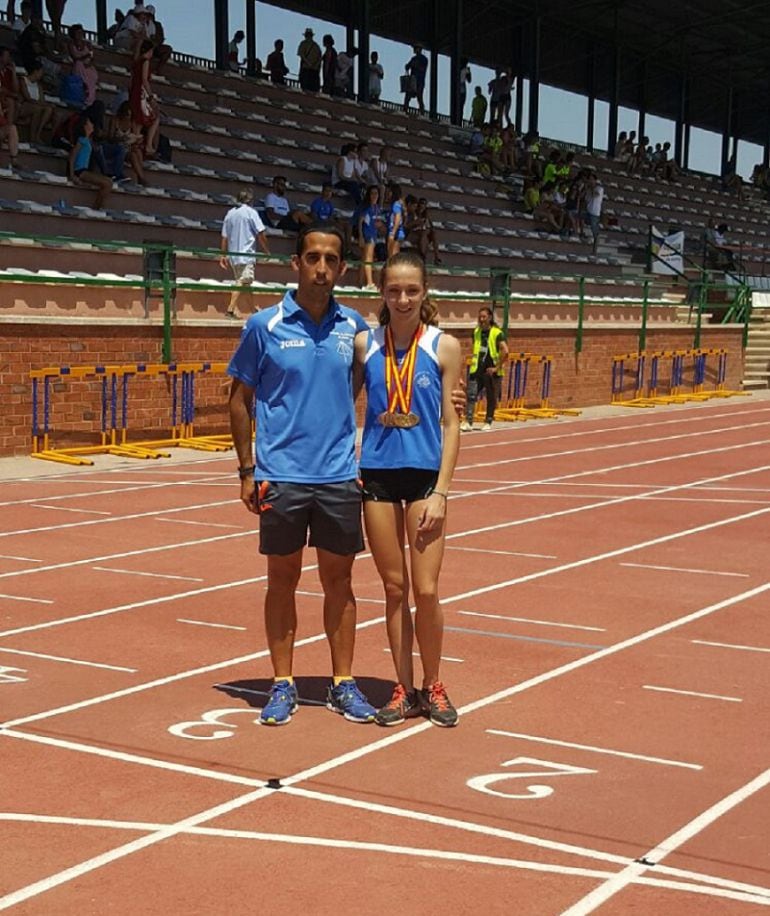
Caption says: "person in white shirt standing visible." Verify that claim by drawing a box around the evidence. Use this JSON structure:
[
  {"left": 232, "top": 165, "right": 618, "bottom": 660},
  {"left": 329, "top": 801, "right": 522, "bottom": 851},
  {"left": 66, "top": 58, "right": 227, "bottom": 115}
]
[
  {"left": 220, "top": 189, "right": 271, "bottom": 319},
  {"left": 583, "top": 171, "right": 605, "bottom": 254},
  {"left": 368, "top": 50, "right": 383, "bottom": 103}
]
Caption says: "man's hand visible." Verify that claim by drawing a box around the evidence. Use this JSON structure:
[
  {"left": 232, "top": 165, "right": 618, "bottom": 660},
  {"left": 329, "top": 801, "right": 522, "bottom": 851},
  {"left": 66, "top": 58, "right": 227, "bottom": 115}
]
[
  {"left": 219, "top": 255, "right": 229, "bottom": 270},
  {"left": 240, "top": 476, "right": 258, "bottom": 514},
  {"left": 486, "top": 366, "right": 498, "bottom": 376}
]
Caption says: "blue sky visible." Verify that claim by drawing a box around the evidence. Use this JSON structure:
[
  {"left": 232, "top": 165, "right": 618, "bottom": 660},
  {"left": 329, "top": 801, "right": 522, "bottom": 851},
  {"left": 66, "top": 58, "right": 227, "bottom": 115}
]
[{"left": 62, "top": 0, "right": 761, "bottom": 178}]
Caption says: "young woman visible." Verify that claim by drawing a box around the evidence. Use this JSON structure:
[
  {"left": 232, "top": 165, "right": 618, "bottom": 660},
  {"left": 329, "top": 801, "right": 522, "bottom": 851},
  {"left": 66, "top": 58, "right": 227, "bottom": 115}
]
[
  {"left": 358, "top": 184, "right": 383, "bottom": 290},
  {"left": 67, "top": 116, "right": 112, "bottom": 209},
  {"left": 67, "top": 23, "right": 98, "bottom": 107},
  {"left": 386, "top": 181, "right": 406, "bottom": 257},
  {"left": 356, "top": 251, "right": 463, "bottom": 727},
  {"left": 129, "top": 39, "right": 159, "bottom": 157}
]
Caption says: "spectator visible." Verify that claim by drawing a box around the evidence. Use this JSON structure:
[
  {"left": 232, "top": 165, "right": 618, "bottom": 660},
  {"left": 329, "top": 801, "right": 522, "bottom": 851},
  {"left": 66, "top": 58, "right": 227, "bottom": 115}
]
[
  {"left": 10, "top": 0, "right": 31, "bottom": 36},
  {"left": 498, "top": 67, "right": 514, "bottom": 128},
  {"left": 406, "top": 197, "right": 442, "bottom": 265},
  {"left": 627, "top": 135, "right": 649, "bottom": 175},
  {"left": 67, "top": 23, "right": 98, "bottom": 107},
  {"left": 334, "top": 46, "right": 356, "bottom": 97},
  {"left": 45, "top": 0, "right": 67, "bottom": 48},
  {"left": 613, "top": 130, "right": 627, "bottom": 159},
  {"left": 468, "top": 124, "right": 483, "bottom": 156},
  {"left": 227, "top": 30, "right": 244, "bottom": 72},
  {"left": 458, "top": 57, "right": 471, "bottom": 119},
  {"left": 706, "top": 220, "right": 736, "bottom": 271},
  {"left": 721, "top": 152, "right": 744, "bottom": 201},
  {"left": 310, "top": 181, "right": 352, "bottom": 255},
  {"left": 368, "top": 50, "right": 383, "bottom": 103},
  {"left": 562, "top": 171, "right": 585, "bottom": 238},
  {"left": 0, "top": 46, "right": 19, "bottom": 128},
  {"left": 106, "top": 8, "right": 125, "bottom": 43},
  {"left": 17, "top": 15, "right": 58, "bottom": 83},
  {"left": 0, "top": 91, "right": 19, "bottom": 168},
  {"left": 470, "top": 85, "right": 487, "bottom": 127},
  {"left": 487, "top": 69, "right": 503, "bottom": 125},
  {"left": 354, "top": 141, "right": 370, "bottom": 183},
  {"left": 386, "top": 181, "right": 406, "bottom": 256},
  {"left": 220, "top": 188, "right": 270, "bottom": 319},
  {"left": 520, "top": 130, "right": 543, "bottom": 178},
  {"left": 266, "top": 39, "right": 289, "bottom": 85},
  {"left": 114, "top": 4, "right": 147, "bottom": 55},
  {"left": 479, "top": 123, "right": 504, "bottom": 177},
  {"left": 321, "top": 34, "right": 336, "bottom": 95},
  {"left": 556, "top": 150, "right": 575, "bottom": 183},
  {"left": 365, "top": 144, "right": 389, "bottom": 196},
  {"left": 143, "top": 6, "right": 172, "bottom": 73},
  {"left": 658, "top": 141, "right": 679, "bottom": 181},
  {"left": 67, "top": 115, "right": 112, "bottom": 209},
  {"left": 403, "top": 43, "right": 427, "bottom": 114},
  {"left": 109, "top": 99, "right": 146, "bottom": 184},
  {"left": 333, "top": 142, "right": 364, "bottom": 206},
  {"left": 533, "top": 182, "right": 564, "bottom": 234},
  {"left": 750, "top": 162, "right": 769, "bottom": 193},
  {"left": 582, "top": 171, "right": 604, "bottom": 253},
  {"left": 129, "top": 38, "right": 159, "bottom": 157},
  {"left": 262, "top": 174, "right": 312, "bottom": 232},
  {"left": 358, "top": 183, "right": 383, "bottom": 290},
  {"left": 542, "top": 148, "right": 562, "bottom": 186},
  {"left": 18, "top": 59, "right": 54, "bottom": 142},
  {"left": 461, "top": 305, "right": 508, "bottom": 432},
  {"left": 297, "top": 27, "right": 321, "bottom": 92}
]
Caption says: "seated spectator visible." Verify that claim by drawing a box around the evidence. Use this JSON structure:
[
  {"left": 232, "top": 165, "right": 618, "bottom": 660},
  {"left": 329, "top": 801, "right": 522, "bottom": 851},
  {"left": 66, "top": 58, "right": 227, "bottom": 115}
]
[
  {"left": 499, "top": 126, "right": 518, "bottom": 172},
  {"left": 66, "top": 23, "right": 98, "bottom": 107},
  {"left": 108, "top": 99, "right": 146, "bottom": 184},
  {"left": 522, "top": 178, "right": 540, "bottom": 213},
  {"left": 0, "top": 46, "right": 19, "bottom": 127},
  {"left": 262, "top": 174, "right": 312, "bottom": 232},
  {"left": 613, "top": 130, "right": 627, "bottom": 159},
  {"left": 721, "top": 153, "right": 744, "bottom": 200},
  {"left": 556, "top": 150, "right": 576, "bottom": 182},
  {"left": 265, "top": 39, "right": 288, "bottom": 85},
  {"left": 17, "top": 59, "right": 54, "bottom": 142},
  {"left": 705, "top": 220, "right": 736, "bottom": 271},
  {"left": 144, "top": 5, "right": 172, "bottom": 74},
  {"left": 533, "top": 182, "right": 564, "bottom": 234},
  {"left": 114, "top": 4, "right": 148, "bottom": 55},
  {"left": 310, "top": 181, "right": 352, "bottom": 254},
  {"left": 520, "top": 130, "right": 543, "bottom": 179},
  {"left": 358, "top": 183, "right": 384, "bottom": 289},
  {"left": 0, "top": 90, "right": 19, "bottom": 168},
  {"left": 658, "top": 141, "right": 679, "bottom": 181},
  {"left": 17, "top": 17, "right": 55, "bottom": 79},
  {"left": 365, "top": 144, "right": 389, "bottom": 196},
  {"left": 562, "top": 171, "right": 586, "bottom": 237},
  {"left": 406, "top": 196, "right": 442, "bottom": 264},
  {"left": 227, "top": 30, "right": 244, "bottom": 72},
  {"left": 470, "top": 85, "right": 487, "bottom": 127},
  {"left": 627, "top": 135, "right": 649, "bottom": 175},
  {"left": 333, "top": 143, "right": 364, "bottom": 206},
  {"left": 67, "top": 115, "right": 112, "bottom": 209},
  {"left": 542, "top": 148, "right": 562, "bottom": 186},
  {"left": 354, "top": 141, "right": 370, "bottom": 184},
  {"left": 468, "top": 124, "right": 483, "bottom": 156},
  {"left": 750, "top": 162, "right": 769, "bottom": 192},
  {"left": 479, "top": 123, "right": 504, "bottom": 176}
]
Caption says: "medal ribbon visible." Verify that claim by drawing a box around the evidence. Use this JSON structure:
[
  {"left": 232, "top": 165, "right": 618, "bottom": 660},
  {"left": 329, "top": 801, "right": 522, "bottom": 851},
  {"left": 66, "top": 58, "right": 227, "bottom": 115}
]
[{"left": 385, "top": 323, "right": 423, "bottom": 415}]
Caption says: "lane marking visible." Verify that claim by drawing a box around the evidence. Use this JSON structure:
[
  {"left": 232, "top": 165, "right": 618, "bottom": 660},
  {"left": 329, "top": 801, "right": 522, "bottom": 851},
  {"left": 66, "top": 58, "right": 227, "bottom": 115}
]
[
  {"left": 692, "top": 639, "right": 770, "bottom": 655},
  {"left": 30, "top": 504, "right": 111, "bottom": 516},
  {"left": 213, "top": 683, "right": 326, "bottom": 706},
  {"left": 93, "top": 567, "right": 204, "bottom": 583},
  {"left": 444, "top": 625, "right": 605, "bottom": 650},
  {"left": 296, "top": 589, "right": 385, "bottom": 604},
  {"left": 155, "top": 518, "right": 245, "bottom": 529},
  {"left": 458, "top": 611, "right": 606, "bottom": 632},
  {"left": 177, "top": 619, "right": 247, "bottom": 632},
  {"left": 0, "top": 647, "right": 136, "bottom": 672},
  {"left": 620, "top": 562, "right": 750, "bottom": 578},
  {"left": 642, "top": 685, "right": 743, "bottom": 703},
  {"left": 0, "top": 593, "right": 53, "bottom": 605},
  {"left": 0, "top": 554, "right": 41, "bottom": 563},
  {"left": 447, "top": 546, "right": 558, "bottom": 559},
  {"left": 561, "top": 765, "right": 770, "bottom": 914},
  {"left": 486, "top": 730, "right": 702, "bottom": 770},
  {"left": 383, "top": 648, "right": 464, "bottom": 663}
]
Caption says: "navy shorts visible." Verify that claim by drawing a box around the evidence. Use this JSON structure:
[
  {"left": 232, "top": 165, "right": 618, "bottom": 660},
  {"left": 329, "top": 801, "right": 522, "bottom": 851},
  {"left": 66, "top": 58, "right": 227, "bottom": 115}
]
[
  {"left": 257, "top": 480, "right": 364, "bottom": 556},
  {"left": 360, "top": 467, "right": 438, "bottom": 504}
]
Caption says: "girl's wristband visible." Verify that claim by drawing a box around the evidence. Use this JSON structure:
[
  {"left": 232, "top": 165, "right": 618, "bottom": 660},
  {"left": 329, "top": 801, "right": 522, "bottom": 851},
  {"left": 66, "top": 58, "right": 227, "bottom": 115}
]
[{"left": 432, "top": 489, "right": 448, "bottom": 500}]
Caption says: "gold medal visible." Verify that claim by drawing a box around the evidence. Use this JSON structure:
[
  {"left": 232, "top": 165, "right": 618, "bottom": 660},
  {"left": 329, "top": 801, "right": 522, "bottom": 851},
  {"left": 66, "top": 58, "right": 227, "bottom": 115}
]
[
  {"left": 378, "top": 411, "right": 421, "bottom": 428},
  {"left": 380, "top": 324, "right": 423, "bottom": 428}
]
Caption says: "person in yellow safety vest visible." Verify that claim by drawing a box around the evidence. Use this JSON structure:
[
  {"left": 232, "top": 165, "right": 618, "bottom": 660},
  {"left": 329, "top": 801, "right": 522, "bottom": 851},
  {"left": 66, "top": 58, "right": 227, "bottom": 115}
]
[{"left": 461, "top": 306, "right": 508, "bottom": 432}]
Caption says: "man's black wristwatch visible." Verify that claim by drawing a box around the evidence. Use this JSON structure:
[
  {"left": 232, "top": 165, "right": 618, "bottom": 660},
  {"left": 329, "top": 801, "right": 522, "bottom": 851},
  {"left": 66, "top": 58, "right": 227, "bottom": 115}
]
[{"left": 237, "top": 464, "right": 256, "bottom": 480}]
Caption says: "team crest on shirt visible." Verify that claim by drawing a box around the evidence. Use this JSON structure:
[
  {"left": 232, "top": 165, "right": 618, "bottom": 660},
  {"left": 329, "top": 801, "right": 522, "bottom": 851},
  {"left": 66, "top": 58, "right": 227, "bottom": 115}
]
[
  {"left": 336, "top": 340, "right": 353, "bottom": 359},
  {"left": 415, "top": 372, "right": 432, "bottom": 388}
]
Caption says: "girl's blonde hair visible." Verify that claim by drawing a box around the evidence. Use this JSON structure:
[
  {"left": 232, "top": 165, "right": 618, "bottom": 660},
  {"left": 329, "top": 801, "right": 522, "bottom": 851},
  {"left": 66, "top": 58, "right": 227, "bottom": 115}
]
[{"left": 378, "top": 251, "right": 438, "bottom": 327}]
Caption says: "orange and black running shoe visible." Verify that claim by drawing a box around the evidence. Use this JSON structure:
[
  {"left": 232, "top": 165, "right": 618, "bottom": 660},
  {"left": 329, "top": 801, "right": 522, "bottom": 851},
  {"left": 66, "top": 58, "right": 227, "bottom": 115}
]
[
  {"left": 420, "top": 681, "right": 459, "bottom": 727},
  {"left": 375, "top": 683, "right": 422, "bottom": 727}
]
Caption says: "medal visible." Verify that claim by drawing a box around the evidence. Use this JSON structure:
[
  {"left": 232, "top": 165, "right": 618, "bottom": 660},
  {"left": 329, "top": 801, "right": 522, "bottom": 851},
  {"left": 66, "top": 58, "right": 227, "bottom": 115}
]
[{"left": 378, "top": 324, "right": 422, "bottom": 428}]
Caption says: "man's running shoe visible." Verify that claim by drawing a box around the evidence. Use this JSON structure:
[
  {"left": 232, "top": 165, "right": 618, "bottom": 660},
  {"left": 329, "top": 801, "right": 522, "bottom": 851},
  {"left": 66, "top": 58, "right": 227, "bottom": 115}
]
[
  {"left": 326, "top": 679, "right": 376, "bottom": 723},
  {"left": 375, "top": 683, "right": 422, "bottom": 727},
  {"left": 419, "top": 681, "right": 459, "bottom": 727},
  {"left": 259, "top": 679, "right": 298, "bottom": 726}
]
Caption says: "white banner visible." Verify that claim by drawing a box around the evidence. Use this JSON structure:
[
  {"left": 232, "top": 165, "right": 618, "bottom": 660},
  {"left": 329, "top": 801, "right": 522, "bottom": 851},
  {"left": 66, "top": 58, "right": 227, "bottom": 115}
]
[{"left": 651, "top": 226, "right": 684, "bottom": 275}]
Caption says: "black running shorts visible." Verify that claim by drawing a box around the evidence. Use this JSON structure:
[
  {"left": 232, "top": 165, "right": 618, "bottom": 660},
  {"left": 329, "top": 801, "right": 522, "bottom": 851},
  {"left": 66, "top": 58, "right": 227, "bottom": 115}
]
[
  {"left": 257, "top": 480, "right": 364, "bottom": 556},
  {"left": 360, "top": 467, "right": 439, "bottom": 504}
]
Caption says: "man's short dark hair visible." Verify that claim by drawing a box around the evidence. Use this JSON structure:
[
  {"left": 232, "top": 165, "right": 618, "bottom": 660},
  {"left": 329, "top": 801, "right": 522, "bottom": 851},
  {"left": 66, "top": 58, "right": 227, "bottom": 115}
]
[
  {"left": 296, "top": 223, "right": 345, "bottom": 257},
  {"left": 273, "top": 175, "right": 287, "bottom": 185}
]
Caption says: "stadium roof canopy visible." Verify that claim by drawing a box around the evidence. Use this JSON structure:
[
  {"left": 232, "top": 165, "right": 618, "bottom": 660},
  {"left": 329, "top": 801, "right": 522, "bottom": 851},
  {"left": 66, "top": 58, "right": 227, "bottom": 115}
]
[{"left": 263, "top": 0, "right": 768, "bottom": 152}]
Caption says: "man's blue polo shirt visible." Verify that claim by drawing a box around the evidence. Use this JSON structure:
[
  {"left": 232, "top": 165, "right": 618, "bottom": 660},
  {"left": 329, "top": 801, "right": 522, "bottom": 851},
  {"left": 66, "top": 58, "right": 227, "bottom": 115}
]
[{"left": 227, "top": 291, "right": 368, "bottom": 483}]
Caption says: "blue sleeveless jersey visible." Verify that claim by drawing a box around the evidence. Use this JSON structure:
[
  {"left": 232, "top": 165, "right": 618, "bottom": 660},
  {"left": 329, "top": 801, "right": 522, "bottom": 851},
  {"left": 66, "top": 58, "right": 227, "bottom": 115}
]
[{"left": 360, "top": 324, "right": 443, "bottom": 470}]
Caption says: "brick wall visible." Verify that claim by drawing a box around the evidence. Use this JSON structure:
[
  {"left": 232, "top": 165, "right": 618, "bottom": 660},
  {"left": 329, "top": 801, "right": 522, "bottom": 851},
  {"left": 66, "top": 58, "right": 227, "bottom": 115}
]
[{"left": 0, "top": 321, "right": 746, "bottom": 457}]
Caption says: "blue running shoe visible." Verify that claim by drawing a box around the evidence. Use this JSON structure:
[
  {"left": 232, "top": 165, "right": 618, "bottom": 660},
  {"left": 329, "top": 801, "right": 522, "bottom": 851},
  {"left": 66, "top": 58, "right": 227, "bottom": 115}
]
[
  {"left": 326, "top": 679, "right": 376, "bottom": 723},
  {"left": 260, "top": 679, "right": 299, "bottom": 726}
]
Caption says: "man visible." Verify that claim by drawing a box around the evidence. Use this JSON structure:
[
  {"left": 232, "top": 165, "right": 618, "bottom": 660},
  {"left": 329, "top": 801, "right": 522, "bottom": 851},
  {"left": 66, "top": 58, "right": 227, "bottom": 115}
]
[
  {"left": 461, "top": 306, "right": 508, "bottom": 432},
  {"left": 296, "top": 27, "right": 321, "bottom": 92},
  {"left": 266, "top": 38, "right": 288, "bottom": 85},
  {"left": 227, "top": 225, "right": 377, "bottom": 726},
  {"left": 404, "top": 43, "right": 428, "bottom": 113},
  {"left": 219, "top": 188, "right": 270, "bottom": 319},
  {"left": 262, "top": 175, "right": 312, "bottom": 233},
  {"left": 227, "top": 30, "right": 244, "bottom": 72}
]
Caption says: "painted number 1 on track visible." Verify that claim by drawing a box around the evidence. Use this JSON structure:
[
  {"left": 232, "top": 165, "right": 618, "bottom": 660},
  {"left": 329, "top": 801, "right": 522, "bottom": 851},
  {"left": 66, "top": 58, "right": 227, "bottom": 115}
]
[{"left": 467, "top": 757, "right": 597, "bottom": 799}]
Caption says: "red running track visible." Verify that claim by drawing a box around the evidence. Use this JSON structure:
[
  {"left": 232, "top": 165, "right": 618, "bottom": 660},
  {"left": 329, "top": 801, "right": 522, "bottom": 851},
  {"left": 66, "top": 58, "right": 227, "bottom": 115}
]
[{"left": 1, "top": 397, "right": 769, "bottom": 914}]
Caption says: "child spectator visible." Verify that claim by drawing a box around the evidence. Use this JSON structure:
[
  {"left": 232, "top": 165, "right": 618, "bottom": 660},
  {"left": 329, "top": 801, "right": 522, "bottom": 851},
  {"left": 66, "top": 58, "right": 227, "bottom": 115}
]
[
  {"left": 266, "top": 39, "right": 289, "bottom": 85},
  {"left": 67, "top": 23, "right": 98, "bottom": 107},
  {"left": 109, "top": 99, "right": 146, "bottom": 184},
  {"left": 499, "top": 126, "right": 518, "bottom": 172},
  {"left": 358, "top": 183, "right": 384, "bottom": 289},
  {"left": 18, "top": 59, "right": 54, "bottom": 143},
  {"left": 67, "top": 115, "right": 112, "bottom": 209},
  {"left": 533, "top": 182, "right": 564, "bottom": 234},
  {"left": 310, "top": 181, "right": 352, "bottom": 254},
  {"left": 406, "top": 197, "right": 442, "bottom": 264},
  {"left": 368, "top": 50, "right": 383, "bottom": 102},
  {"left": 227, "top": 30, "right": 244, "bottom": 72},
  {"left": 471, "top": 85, "right": 487, "bottom": 127},
  {"left": 627, "top": 135, "right": 649, "bottom": 175},
  {"left": 333, "top": 142, "right": 364, "bottom": 206}
]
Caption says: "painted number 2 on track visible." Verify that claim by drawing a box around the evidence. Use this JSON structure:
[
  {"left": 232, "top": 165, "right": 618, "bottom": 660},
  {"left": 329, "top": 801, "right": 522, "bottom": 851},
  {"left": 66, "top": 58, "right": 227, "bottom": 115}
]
[{"left": 467, "top": 757, "right": 597, "bottom": 799}]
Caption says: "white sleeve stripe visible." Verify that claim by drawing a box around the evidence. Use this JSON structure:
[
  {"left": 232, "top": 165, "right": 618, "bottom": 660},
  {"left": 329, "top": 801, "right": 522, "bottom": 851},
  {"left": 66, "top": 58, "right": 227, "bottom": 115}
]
[{"left": 266, "top": 305, "right": 283, "bottom": 332}]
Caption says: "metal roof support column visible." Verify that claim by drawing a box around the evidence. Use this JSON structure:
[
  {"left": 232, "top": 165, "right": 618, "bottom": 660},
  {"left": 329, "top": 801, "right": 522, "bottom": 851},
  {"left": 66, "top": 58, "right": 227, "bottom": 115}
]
[
  {"left": 607, "top": 43, "right": 620, "bottom": 154},
  {"left": 214, "top": 0, "right": 229, "bottom": 71},
  {"left": 514, "top": 23, "right": 524, "bottom": 131},
  {"left": 95, "top": 0, "right": 107, "bottom": 44},
  {"left": 674, "top": 75, "right": 686, "bottom": 167},
  {"left": 245, "top": 0, "right": 257, "bottom": 77},
  {"left": 721, "top": 86, "right": 733, "bottom": 174},
  {"left": 357, "top": 0, "right": 371, "bottom": 102},
  {"left": 637, "top": 60, "right": 647, "bottom": 144},
  {"left": 29, "top": 0, "right": 41, "bottom": 18},
  {"left": 763, "top": 93, "right": 770, "bottom": 168},
  {"left": 683, "top": 121, "right": 691, "bottom": 171},
  {"left": 528, "top": 15, "right": 540, "bottom": 133},
  {"left": 586, "top": 43, "right": 595, "bottom": 153},
  {"left": 450, "top": 0, "right": 463, "bottom": 125},
  {"left": 429, "top": 0, "right": 439, "bottom": 119}
]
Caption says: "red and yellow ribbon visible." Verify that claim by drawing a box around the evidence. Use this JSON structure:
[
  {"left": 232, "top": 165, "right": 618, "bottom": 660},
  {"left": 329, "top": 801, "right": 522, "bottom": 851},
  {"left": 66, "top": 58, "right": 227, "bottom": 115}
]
[{"left": 384, "top": 323, "right": 423, "bottom": 416}]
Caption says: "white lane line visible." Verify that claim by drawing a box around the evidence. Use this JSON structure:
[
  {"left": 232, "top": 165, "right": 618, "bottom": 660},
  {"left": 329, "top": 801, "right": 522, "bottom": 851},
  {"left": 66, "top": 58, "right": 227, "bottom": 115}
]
[
  {"left": 296, "top": 589, "right": 385, "bottom": 604},
  {"left": 382, "top": 648, "right": 464, "bottom": 663},
  {"left": 93, "top": 567, "right": 204, "bottom": 583},
  {"left": 486, "top": 730, "right": 702, "bottom": 770},
  {"left": 0, "top": 554, "right": 41, "bottom": 563},
  {"left": 692, "top": 639, "right": 770, "bottom": 655},
  {"left": 458, "top": 611, "right": 606, "bottom": 632},
  {"left": 178, "top": 619, "right": 247, "bottom": 632},
  {"left": 0, "top": 647, "right": 136, "bottom": 672},
  {"left": 0, "top": 593, "right": 53, "bottom": 605},
  {"left": 155, "top": 518, "right": 244, "bottom": 529},
  {"left": 642, "top": 685, "right": 743, "bottom": 703},
  {"left": 561, "top": 765, "right": 770, "bottom": 915},
  {"left": 447, "top": 546, "right": 558, "bottom": 559},
  {"left": 620, "top": 563, "right": 750, "bottom": 578},
  {"left": 30, "top": 504, "right": 112, "bottom": 516}
]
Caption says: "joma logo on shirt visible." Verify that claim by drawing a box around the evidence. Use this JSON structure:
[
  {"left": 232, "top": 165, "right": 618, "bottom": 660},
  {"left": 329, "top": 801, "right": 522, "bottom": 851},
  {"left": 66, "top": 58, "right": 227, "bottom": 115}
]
[{"left": 280, "top": 339, "right": 307, "bottom": 349}]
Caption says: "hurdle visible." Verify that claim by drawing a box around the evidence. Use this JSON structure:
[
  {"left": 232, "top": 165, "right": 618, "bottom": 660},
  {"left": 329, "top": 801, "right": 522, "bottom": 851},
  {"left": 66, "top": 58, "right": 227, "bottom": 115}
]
[{"left": 470, "top": 353, "right": 581, "bottom": 422}]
